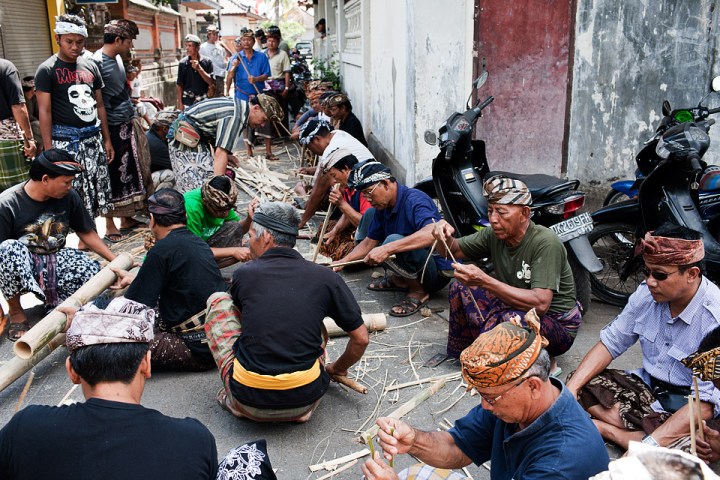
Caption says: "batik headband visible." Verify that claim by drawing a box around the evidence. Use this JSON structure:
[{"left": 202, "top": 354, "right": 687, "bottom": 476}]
[
  {"left": 54, "top": 21, "right": 88, "bottom": 38},
  {"left": 347, "top": 161, "right": 391, "bottom": 191},
  {"left": 641, "top": 232, "right": 705, "bottom": 266},
  {"left": 483, "top": 175, "right": 532, "bottom": 206},
  {"left": 460, "top": 310, "right": 549, "bottom": 389},
  {"left": 66, "top": 297, "right": 154, "bottom": 353},
  {"left": 201, "top": 176, "right": 238, "bottom": 213},
  {"left": 104, "top": 19, "right": 138, "bottom": 39},
  {"left": 299, "top": 120, "right": 332, "bottom": 145},
  {"left": 253, "top": 212, "right": 298, "bottom": 236},
  {"left": 34, "top": 152, "right": 83, "bottom": 175}
]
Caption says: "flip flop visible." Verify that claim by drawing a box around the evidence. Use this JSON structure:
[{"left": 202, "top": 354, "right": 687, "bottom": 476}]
[
  {"left": 119, "top": 219, "right": 143, "bottom": 234},
  {"left": 6, "top": 320, "right": 30, "bottom": 342},
  {"left": 103, "top": 233, "right": 126, "bottom": 243},
  {"left": 389, "top": 296, "right": 429, "bottom": 318},
  {"left": 265, "top": 154, "right": 280, "bottom": 161},
  {"left": 367, "top": 276, "right": 408, "bottom": 293}
]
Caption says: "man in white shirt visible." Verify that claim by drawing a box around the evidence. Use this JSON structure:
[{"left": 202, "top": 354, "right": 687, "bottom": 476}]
[{"left": 199, "top": 26, "right": 227, "bottom": 97}]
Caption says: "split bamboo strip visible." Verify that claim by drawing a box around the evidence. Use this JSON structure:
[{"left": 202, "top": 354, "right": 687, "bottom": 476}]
[
  {"left": 58, "top": 384, "right": 79, "bottom": 406},
  {"left": 322, "top": 255, "right": 396, "bottom": 268},
  {"left": 693, "top": 376, "right": 705, "bottom": 441},
  {"left": 324, "top": 313, "right": 386, "bottom": 338},
  {"left": 14, "top": 254, "right": 134, "bottom": 359},
  {"left": 0, "top": 334, "right": 66, "bottom": 392},
  {"left": 313, "top": 187, "right": 338, "bottom": 262},
  {"left": 309, "top": 449, "right": 370, "bottom": 472},
  {"left": 14, "top": 371, "right": 35, "bottom": 413},
  {"left": 689, "top": 394, "right": 697, "bottom": 456},
  {"left": 361, "top": 379, "right": 448, "bottom": 442},
  {"left": 315, "top": 459, "right": 358, "bottom": 480},
  {"left": 384, "top": 373, "right": 462, "bottom": 393}
]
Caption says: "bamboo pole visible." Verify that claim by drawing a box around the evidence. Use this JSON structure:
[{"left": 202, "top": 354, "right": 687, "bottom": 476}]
[
  {"left": 0, "top": 333, "right": 66, "bottom": 393},
  {"left": 312, "top": 184, "right": 339, "bottom": 263},
  {"left": 332, "top": 375, "right": 367, "bottom": 394},
  {"left": 14, "top": 254, "right": 134, "bottom": 360},
  {"left": 324, "top": 313, "right": 386, "bottom": 338},
  {"left": 689, "top": 394, "right": 697, "bottom": 456},
  {"left": 361, "top": 379, "right": 447, "bottom": 442},
  {"left": 693, "top": 376, "right": 705, "bottom": 442}
]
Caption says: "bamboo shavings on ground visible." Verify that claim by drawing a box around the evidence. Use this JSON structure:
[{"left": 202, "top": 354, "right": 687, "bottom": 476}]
[
  {"left": 360, "top": 379, "right": 447, "bottom": 443},
  {"left": 314, "top": 459, "right": 357, "bottom": 479},
  {"left": 383, "top": 373, "right": 462, "bottom": 393},
  {"left": 308, "top": 449, "right": 370, "bottom": 472}
]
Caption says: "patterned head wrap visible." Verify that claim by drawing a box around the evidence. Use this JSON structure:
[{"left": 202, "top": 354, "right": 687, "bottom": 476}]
[
  {"left": 460, "top": 309, "right": 549, "bottom": 389},
  {"left": 299, "top": 119, "right": 333, "bottom": 145},
  {"left": 641, "top": 231, "right": 705, "bottom": 266},
  {"left": 482, "top": 175, "right": 532, "bottom": 206},
  {"left": 201, "top": 176, "right": 238, "bottom": 216},
  {"left": 153, "top": 110, "right": 179, "bottom": 128},
  {"left": 324, "top": 93, "right": 350, "bottom": 109},
  {"left": 240, "top": 28, "right": 255, "bottom": 39},
  {"left": 347, "top": 161, "right": 392, "bottom": 191},
  {"left": 256, "top": 94, "right": 284, "bottom": 122},
  {"left": 323, "top": 148, "right": 356, "bottom": 173},
  {"left": 185, "top": 34, "right": 202, "bottom": 45},
  {"left": 66, "top": 297, "right": 155, "bottom": 353},
  {"left": 54, "top": 21, "right": 88, "bottom": 38},
  {"left": 683, "top": 347, "right": 720, "bottom": 383},
  {"left": 104, "top": 19, "right": 138, "bottom": 39},
  {"left": 33, "top": 149, "right": 83, "bottom": 175}
]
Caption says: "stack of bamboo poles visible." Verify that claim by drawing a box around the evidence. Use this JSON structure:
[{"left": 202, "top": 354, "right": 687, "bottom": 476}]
[{"left": 231, "top": 157, "right": 294, "bottom": 203}]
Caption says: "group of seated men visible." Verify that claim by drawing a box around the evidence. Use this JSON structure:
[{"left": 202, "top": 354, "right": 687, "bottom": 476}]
[{"left": 3, "top": 139, "right": 720, "bottom": 478}]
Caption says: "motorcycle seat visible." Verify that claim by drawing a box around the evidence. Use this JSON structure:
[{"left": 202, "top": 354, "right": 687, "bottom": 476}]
[{"left": 487, "top": 171, "right": 577, "bottom": 199}]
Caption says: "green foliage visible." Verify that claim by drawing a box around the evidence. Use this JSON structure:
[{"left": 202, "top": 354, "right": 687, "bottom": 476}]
[
  {"left": 259, "top": 20, "right": 306, "bottom": 48},
  {"left": 313, "top": 54, "right": 342, "bottom": 92}
]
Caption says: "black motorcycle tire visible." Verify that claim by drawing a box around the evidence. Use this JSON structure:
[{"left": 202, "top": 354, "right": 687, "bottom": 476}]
[
  {"left": 568, "top": 253, "right": 591, "bottom": 314},
  {"left": 603, "top": 189, "right": 632, "bottom": 206},
  {"left": 588, "top": 222, "right": 643, "bottom": 307}
]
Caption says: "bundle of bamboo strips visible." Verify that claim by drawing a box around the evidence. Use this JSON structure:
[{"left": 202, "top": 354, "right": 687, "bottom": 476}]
[{"left": 230, "top": 159, "right": 294, "bottom": 202}]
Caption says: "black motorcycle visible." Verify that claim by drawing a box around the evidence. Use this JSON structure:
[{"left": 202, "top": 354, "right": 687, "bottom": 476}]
[
  {"left": 288, "top": 53, "right": 311, "bottom": 117},
  {"left": 589, "top": 77, "right": 720, "bottom": 306},
  {"left": 415, "top": 71, "right": 602, "bottom": 312}
]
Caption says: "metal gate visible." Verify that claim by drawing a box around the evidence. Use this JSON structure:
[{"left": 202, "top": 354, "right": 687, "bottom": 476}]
[{"left": 0, "top": 0, "right": 53, "bottom": 78}]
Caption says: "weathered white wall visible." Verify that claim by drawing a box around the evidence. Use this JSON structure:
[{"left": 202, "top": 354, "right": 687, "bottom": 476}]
[
  {"left": 335, "top": 0, "right": 473, "bottom": 184},
  {"left": 568, "top": 0, "right": 720, "bottom": 194}
]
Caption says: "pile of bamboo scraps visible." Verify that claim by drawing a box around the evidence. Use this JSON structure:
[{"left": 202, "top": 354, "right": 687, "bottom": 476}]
[{"left": 230, "top": 157, "right": 294, "bottom": 202}]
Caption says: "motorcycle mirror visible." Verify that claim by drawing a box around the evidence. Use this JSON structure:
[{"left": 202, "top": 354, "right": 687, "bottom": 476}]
[
  {"left": 662, "top": 100, "right": 671, "bottom": 116},
  {"left": 713, "top": 76, "right": 720, "bottom": 92},
  {"left": 424, "top": 130, "right": 437, "bottom": 146},
  {"left": 474, "top": 71, "right": 489, "bottom": 89}
]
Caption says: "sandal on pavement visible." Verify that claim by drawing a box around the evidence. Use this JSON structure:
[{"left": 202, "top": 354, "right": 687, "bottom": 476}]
[
  {"left": 389, "top": 296, "right": 429, "bottom": 318},
  {"left": 265, "top": 154, "right": 280, "bottom": 161},
  {"left": 119, "top": 219, "right": 143, "bottom": 234},
  {"left": 103, "top": 233, "right": 126, "bottom": 244},
  {"left": 367, "top": 276, "right": 408, "bottom": 293},
  {"left": 6, "top": 320, "right": 30, "bottom": 342}
]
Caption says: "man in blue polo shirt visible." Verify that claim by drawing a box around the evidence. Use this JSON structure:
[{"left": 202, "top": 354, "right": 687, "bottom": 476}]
[
  {"left": 226, "top": 28, "right": 270, "bottom": 158},
  {"left": 332, "top": 162, "right": 450, "bottom": 317}
]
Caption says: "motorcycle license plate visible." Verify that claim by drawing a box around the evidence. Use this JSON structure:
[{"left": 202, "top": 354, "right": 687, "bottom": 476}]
[{"left": 550, "top": 212, "right": 594, "bottom": 242}]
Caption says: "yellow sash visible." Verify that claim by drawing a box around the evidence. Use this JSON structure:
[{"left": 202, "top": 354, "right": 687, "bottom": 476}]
[{"left": 232, "top": 359, "right": 321, "bottom": 390}]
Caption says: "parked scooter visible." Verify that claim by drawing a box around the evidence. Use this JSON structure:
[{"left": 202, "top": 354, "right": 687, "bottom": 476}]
[
  {"left": 588, "top": 77, "right": 720, "bottom": 306},
  {"left": 288, "top": 53, "right": 311, "bottom": 117},
  {"left": 415, "top": 70, "right": 602, "bottom": 312}
]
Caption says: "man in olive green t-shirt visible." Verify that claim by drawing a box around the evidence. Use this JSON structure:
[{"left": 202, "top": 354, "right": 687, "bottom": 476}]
[
  {"left": 184, "top": 176, "right": 254, "bottom": 267},
  {"left": 432, "top": 175, "right": 582, "bottom": 360}
]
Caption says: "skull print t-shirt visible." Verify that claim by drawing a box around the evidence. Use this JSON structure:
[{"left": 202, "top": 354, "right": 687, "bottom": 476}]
[{"left": 35, "top": 55, "right": 104, "bottom": 128}]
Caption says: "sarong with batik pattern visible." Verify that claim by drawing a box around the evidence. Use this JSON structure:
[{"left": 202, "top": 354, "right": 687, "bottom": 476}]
[
  {"left": 51, "top": 124, "right": 111, "bottom": 216},
  {"left": 104, "top": 119, "right": 145, "bottom": 218},
  {"left": 169, "top": 139, "right": 214, "bottom": 194},
  {"left": 447, "top": 280, "right": 581, "bottom": 358},
  {"left": 0, "top": 239, "right": 99, "bottom": 307}
]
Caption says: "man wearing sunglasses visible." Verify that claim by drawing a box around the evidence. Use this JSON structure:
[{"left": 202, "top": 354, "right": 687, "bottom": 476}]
[
  {"left": 567, "top": 223, "right": 720, "bottom": 451},
  {"left": 361, "top": 317, "right": 608, "bottom": 480}
]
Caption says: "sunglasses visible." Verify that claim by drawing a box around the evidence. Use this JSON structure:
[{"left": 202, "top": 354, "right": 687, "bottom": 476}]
[
  {"left": 478, "top": 377, "right": 529, "bottom": 406},
  {"left": 642, "top": 267, "right": 681, "bottom": 281}
]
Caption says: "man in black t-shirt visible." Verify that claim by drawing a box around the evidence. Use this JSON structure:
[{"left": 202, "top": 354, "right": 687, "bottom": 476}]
[
  {"left": 324, "top": 93, "right": 367, "bottom": 147},
  {"left": 204, "top": 201, "right": 369, "bottom": 422},
  {"left": 35, "top": 13, "right": 113, "bottom": 221},
  {"left": 176, "top": 34, "right": 214, "bottom": 109},
  {"left": 0, "top": 296, "right": 218, "bottom": 480},
  {"left": 111, "top": 188, "right": 226, "bottom": 371},
  {"left": 0, "top": 149, "right": 116, "bottom": 340}
]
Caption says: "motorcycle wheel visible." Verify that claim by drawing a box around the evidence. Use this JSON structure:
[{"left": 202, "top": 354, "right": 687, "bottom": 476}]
[
  {"left": 603, "top": 190, "right": 632, "bottom": 206},
  {"left": 588, "top": 222, "right": 643, "bottom": 306},
  {"left": 568, "top": 253, "right": 591, "bottom": 314}
]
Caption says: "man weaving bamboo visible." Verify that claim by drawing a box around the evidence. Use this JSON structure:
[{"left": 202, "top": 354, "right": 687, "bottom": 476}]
[
  {"left": 361, "top": 316, "right": 609, "bottom": 480},
  {"left": 111, "top": 188, "right": 226, "bottom": 371},
  {"left": 204, "top": 201, "right": 369, "bottom": 422}
]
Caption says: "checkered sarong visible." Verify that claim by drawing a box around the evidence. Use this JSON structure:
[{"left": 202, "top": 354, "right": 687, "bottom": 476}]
[{"left": 0, "top": 139, "right": 29, "bottom": 192}]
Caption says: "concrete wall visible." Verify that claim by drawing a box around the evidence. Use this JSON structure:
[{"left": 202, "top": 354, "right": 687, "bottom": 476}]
[{"left": 568, "top": 0, "right": 720, "bottom": 201}]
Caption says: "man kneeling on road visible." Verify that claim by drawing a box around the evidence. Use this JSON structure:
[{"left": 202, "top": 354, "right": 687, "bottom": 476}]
[
  {"left": 566, "top": 224, "right": 720, "bottom": 450},
  {"left": 204, "top": 201, "right": 369, "bottom": 422},
  {"left": 111, "top": 189, "right": 227, "bottom": 371},
  {"left": 432, "top": 174, "right": 582, "bottom": 361},
  {"left": 0, "top": 297, "right": 218, "bottom": 479},
  {"left": 332, "top": 162, "right": 451, "bottom": 317},
  {"left": 361, "top": 315, "right": 609, "bottom": 480}
]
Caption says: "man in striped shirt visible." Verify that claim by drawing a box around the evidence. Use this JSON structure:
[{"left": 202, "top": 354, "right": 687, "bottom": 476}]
[{"left": 168, "top": 94, "right": 279, "bottom": 193}]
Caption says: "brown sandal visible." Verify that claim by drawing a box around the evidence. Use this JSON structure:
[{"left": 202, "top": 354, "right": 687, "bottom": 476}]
[{"left": 389, "top": 297, "right": 429, "bottom": 318}]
